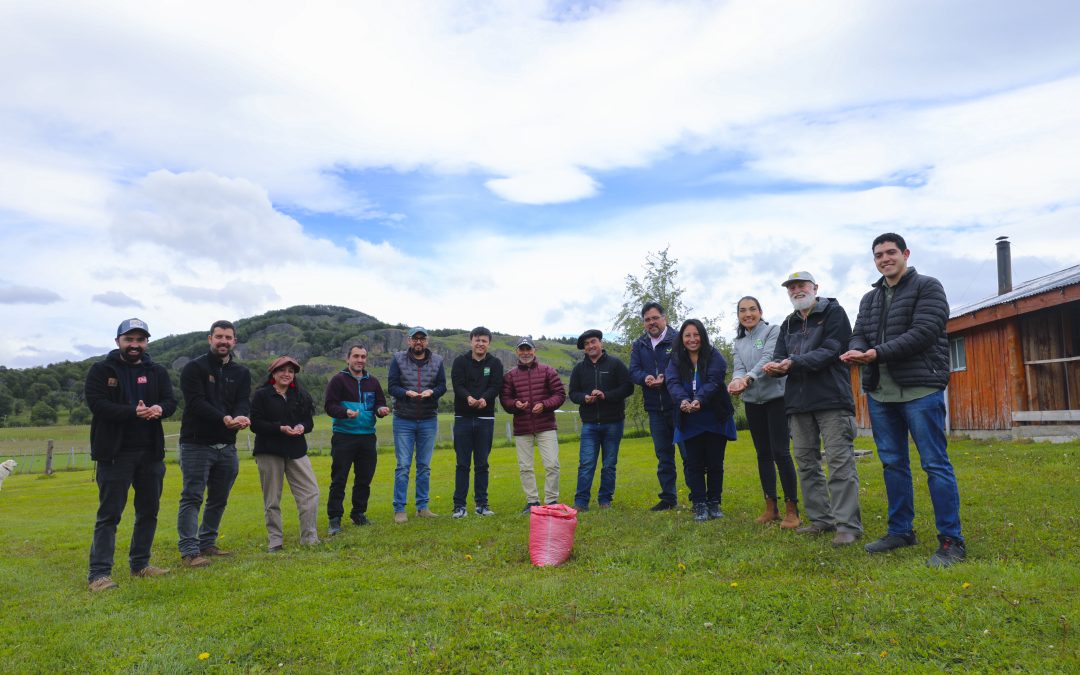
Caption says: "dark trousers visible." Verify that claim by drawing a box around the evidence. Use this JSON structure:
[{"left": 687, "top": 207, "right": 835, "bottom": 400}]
[
  {"left": 648, "top": 410, "right": 686, "bottom": 504},
  {"left": 683, "top": 432, "right": 727, "bottom": 505},
  {"left": 88, "top": 450, "right": 166, "bottom": 581},
  {"left": 327, "top": 433, "right": 378, "bottom": 520},
  {"left": 745, "top": 397, "right": 799, "bottom": 503},
  {"left": 453, "top": 417, "right": 494, "bottom": 508}
]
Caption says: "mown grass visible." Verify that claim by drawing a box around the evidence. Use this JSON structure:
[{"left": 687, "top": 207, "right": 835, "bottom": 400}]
[{"left": 0, "top": 436, "right": 1076, "bottom": 672}]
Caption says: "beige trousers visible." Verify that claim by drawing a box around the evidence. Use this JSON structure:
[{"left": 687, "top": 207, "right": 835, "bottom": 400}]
[
  {"left": 255, "top": 454, "right": 321, "bottom": 548},
  {"left": 515, "top": 430, "right": 560, "bottom": 505}
]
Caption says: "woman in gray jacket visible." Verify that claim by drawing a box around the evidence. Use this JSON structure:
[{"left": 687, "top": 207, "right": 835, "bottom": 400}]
[{"left": 727, "top": 296, "right": 800, "bottom": 528}]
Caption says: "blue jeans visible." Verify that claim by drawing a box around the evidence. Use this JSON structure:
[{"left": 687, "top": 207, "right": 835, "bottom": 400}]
[
  {"left": 392, "top": 416, "right": 438, "bottom": 513},
  {"left": 868, "top": 390, "right": 963, "bottom": 541},
  {"left": 453, "top": 417, "right": 494, "bottom": 508},
  {"left": 177, "top": 443, "right": 239, "bottom": 557},
  {"left": 648, "top": 410, "right": 685, "bottom": 504},
  {"left": 574, "top": 420, "right": 624, "bottom": 508},
  {"left": 88, "top": 450, "right": 166, "bottom": 581}
]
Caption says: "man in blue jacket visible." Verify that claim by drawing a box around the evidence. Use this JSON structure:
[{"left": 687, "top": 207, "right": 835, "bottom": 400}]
[
  {"left": 85, "top": 318, "right": 176, "bottom": 591},
  {"left": 629, "top": 302, "right": 684, "bottom": 511},
  {"left": 842, "top": 233, "right": 965, "bottom": 567}
]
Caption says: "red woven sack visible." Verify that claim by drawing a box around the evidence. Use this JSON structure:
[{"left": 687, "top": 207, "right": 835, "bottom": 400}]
[{"left": 529, "top": 504, "right": 578, "bottom": 567}]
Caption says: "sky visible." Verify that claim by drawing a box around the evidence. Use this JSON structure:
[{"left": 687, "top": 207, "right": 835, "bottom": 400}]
[{"left": 2, "top": 0, "right": 1079, "bottom": 367}]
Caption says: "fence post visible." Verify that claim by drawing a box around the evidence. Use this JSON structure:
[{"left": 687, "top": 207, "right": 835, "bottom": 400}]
[{"left": 45, "top": 439, "right": 55, "bottom": 475}]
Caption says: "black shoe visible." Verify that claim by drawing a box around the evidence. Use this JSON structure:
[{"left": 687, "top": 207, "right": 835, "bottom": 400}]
[
  {"left": 574, "top": 503, "right": 589, "bottom": 512},
  {"left": 927, "top": 535, "right": 966, "bottom": 568},
  {"left": 692, "top": 503, "right": 710, "bottom": 522},
  {"left": 650, "top": 500, "right": 677, "bottom": 512},
  {"left": 707, "top": 502, "right": 723, "bottom": 519},
  {"left": 521, "top": 502, "right": 540, "bottom": 515},
  {"left": 327, "top": 518, "right": 342, "bottom": 536},
  {"left": 352, "top": 514, "right": 371, "bottom": 526},
  {"left": 864, "top": 532, "right": 917, "bottom": 554}
]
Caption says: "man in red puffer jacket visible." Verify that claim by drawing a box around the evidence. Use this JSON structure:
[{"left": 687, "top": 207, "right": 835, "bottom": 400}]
[{"left": 500, "top": 336, "right": 566, "bottom": 513}]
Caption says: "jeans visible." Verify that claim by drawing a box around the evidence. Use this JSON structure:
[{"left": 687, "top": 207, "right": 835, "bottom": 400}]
[
  {"left": 327, "top": 433, "right": 378, "bottom": 520},
  {"left": 392, "top": 416, "right": 437, "bottom": 513},
  {"left": 453, "top": 417, "right": 494, "bottom": 508},
  {"left": 868, "top": 390, "right": 963, "bottom": 540},
  {"left": 574, "top": 420, "right": 624, "bottom": 508},
  {"left": 789, "top": 410, "right": 862, "bottom": 534},
  {"left": 682, "top": 431, "right": 727, "bottom": 505},
  {"left": 88, "top": 450, "right": 166, "bottom": 581},
  {"left": 648, "top": 410, "right": 686, "bottom": 504},
  {"left": 177, "top": 443, "right": 240, "bottom": 557},
  {"left": 745, "top": 397, "right": 799, "bottom": 503}
]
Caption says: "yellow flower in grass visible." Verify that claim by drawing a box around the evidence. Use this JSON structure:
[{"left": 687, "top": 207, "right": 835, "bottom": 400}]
[
  {"left": 465, "top": 554, "right": 473, "bottom": 561},
  {"left": 677, "top": 562, "right": 686, "bottom": 572},
  {"left": 730, "top": 582, "right": 738, "bottom": 588},
  {"left": 880, "top": 650, "right": 888, "bottom": 658},
  {"left": 198, "top": 653, "right": 210, "bottom": 661},
  {"left": 962, "top": 582, "right": 972, "bottom": 589}
]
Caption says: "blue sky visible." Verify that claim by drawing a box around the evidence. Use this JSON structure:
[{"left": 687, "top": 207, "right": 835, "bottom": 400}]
[{"left": 1, "top": 0, "right": 1079, "bottom": 367}]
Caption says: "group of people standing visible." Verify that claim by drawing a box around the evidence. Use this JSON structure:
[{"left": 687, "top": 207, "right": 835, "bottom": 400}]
[{"left": 83, "top": 231, "right": 966, "bottom": 592}]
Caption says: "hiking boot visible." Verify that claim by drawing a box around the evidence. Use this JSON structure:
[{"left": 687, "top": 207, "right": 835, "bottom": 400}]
[
  {"left": 521, "top": 502, "right": 540, "bottom": 514},
  {"left": 352, "top": 514, "right": 371, "bottom": 526},
  {"left": 452, "top": 506, "right": 468, "bottom": 519},
  {"left": 692, "top": 503, "right": 710, "bottom": 522},
  {"left": 417, "top": 508, "right": 438, "bottom": 518},
  {"left": 475, "top": 505, "right": 495, "bottom": 516},
  {"left": 200, "top": 546, "right": 232, "bottom": 557},
  {"left": 327, "top": 518, "right": 342, "bottom": 536},
  {"left": 707, "top": 502, "right": 724, "bottom": 519},
  {"left": 832, "top": 531, "right": 860, "bottom": 546},
  {"left": 181, "top": 554, "right": 211, "bottom": 568},
  {"left": 649, "top": 500, "right": 677, "bottom": 512},
  {"left": 927, "top": 535, "right": 967, "bottom": 568},
  {"left": 795, "top": 523, "right": 836, "bottom": 536},
  {"left": 864, "top": 532, "right": 918, "bottom": 554},
  {"left": 780, "top": 501, "right": 801, "bottom": 529},
  {"left": 88, "top": 576, "right": 118, "bottom": 592},
  {"left": 393, "top": 512, "right": 408, "bottom": 524},
  {"left": 131, "top": 565, "right": 170, "bottom": 578},
  {"left": 754, "top": 498, "right": 780, "bottom": 524}
]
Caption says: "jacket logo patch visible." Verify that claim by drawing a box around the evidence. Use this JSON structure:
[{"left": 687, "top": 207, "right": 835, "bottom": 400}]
[
  {"left": 137, "top": 376, "right": 148, "bottom": 384},
  {"left": 483, "top": 367, "right": 491, "bottom": 376},
  {"left": 107, "top": 378, "right": 118, "bottom": 387}
]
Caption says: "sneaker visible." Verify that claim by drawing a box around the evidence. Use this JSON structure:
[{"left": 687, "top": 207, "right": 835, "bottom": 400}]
[
  {"left": 864, "top": 532, "right": 918, "bottom": 554},
  {"left": 692, "top": 503, "right": 710, "bottom": 522},
  {"left": 417, "top": 508, "right": 439, "bottom": 518},
  {"left": 574, "top": 503, "right": 590, "bottom": 512},
  {"left": 88, "top": 576, "right": 118, "bottom": 592},
  {"left": 649, "top": 501, "right": 677, "bottom": 512},
  {"left": 475, "top": 505, "right": 495, "bottom": 516},
  {"left": 598, "top": 502, "right": 612, "bottom": 509},
  {"left": 707, "top": 502, "right": 723, "bottom": 519},
  {"left": 795, "top": 523, "right": 836, "bottom": 536},
  {"left": 131, "top": 565, "right": 170, "bottom": 578},
  {"left": 352, "top": 514, "right": 371, "bottom": 526},
  {"left": 927, "top": 535, "right": 967, "bottom": 568},
  {"left": 452, "top": 506, "right": 468, "bottom": 519},
  {"left": 328, "top": 518, "right": 342, "bottom": 536},
  {"left": 268, "top": 545, "right": 284, "bottom": 553},
  {"left": 181, "top": 554, "right": 211, "bottom": 568},
  {"left": 393, "top": 512, "right": 408, "bottom": 524},
  {"left": 521, "top": 502, "right": 540, "bottom": 514},
  {"left": 200, "top": 546, "right": 232, "bottom": 557}
]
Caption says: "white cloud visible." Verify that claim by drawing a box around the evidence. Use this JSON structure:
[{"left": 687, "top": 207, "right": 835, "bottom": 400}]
[
  {"left": 485, "top": 168, "right": 598, "bottom": 204},
  {"left": 0, "top": 283, "right": 63, "bottom": 305},
  {"left": 91, "top": 291, "right": 144, "bottom": 308}
]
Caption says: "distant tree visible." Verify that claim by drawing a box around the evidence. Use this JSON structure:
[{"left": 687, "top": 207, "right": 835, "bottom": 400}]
[
  {"left": 27, "top": 382, "right": 52, "bottom": 405},
  {"left": 68, "top": 404, "right": 92, "bottom": 425},
  {"left": 30, "top": 401, "right": 58, "bottom": 426},
  {"left": 0, "top": 384, "right": 13, "bottom": 419}
]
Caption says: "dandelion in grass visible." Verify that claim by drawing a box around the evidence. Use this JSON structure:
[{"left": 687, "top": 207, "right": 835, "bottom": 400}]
[
  {"left": 962, "top": 582, "right": 971, "bottom": 589},
  {"left": 198, "top": 652, "right": 210, "bottom": 660},
  {"left": 677, "top": 562, "right": 686, "bottom": 572},
  {"left": 880, "top": 650, "right": 888, "bottom": 658},
  {"left": 730, "top": 582, "right": 738, "bottom": 588},
  {"left": 465, "top": 554, "right": 473, "bottom": 561}
]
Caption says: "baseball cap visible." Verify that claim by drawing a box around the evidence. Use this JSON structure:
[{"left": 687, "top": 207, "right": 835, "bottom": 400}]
[
  {"left": 116, "top": 318, "right": 150, "bottom": 337},
  {"left": 516, "top": 336, "right": 535, "bottom": 349},
  {"left": 408, "top": 326, "right": 428, "bottom": 338},
  {"left": 780, "top": 271, "right": 817, "bottom": 287}
]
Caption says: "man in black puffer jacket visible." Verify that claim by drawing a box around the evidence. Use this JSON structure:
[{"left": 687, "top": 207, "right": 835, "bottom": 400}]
[
  {"left": 842, "top": 233, "right": 965, "bottom": 568},
  {"left": 85, "top": 318, "right": 176, "bottom": 591}
]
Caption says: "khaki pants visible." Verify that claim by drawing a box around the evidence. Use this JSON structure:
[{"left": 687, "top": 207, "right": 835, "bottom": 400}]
[
  {"left": 255, "top": 454, "right": 321, "bottom": 548},
  {"left": 788, "top": 410, "right": 862, "bottom": 534},
  {"left": 515, "top": 430, "right": 560, "bottom": 505}
]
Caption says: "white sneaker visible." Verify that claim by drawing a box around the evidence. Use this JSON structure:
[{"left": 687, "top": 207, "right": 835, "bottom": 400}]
[{"left": 452, "top": 506, "right": 468, "bottom": 519}]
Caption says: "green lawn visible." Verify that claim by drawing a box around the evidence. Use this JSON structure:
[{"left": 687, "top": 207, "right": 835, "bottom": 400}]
[{"left": 0, "top": 436, "right": 1076, "bottom": 672}]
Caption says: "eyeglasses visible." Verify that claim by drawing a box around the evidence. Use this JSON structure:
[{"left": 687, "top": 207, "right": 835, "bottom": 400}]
[{"left": 410, "top": 336, "right": 428, "bottom": 342}]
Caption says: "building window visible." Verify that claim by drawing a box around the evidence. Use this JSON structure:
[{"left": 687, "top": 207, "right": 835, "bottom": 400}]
[{"left": 949, "top": 337, "right": 967, "bottom": 372}]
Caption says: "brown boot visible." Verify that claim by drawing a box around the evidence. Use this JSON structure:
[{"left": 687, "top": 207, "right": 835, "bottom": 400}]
[
  {"left": 780, "top": 501, "right": 801, "bottom": 529},
  {"left": 754, "top": 498, "right": 780, "bottom": 524}
]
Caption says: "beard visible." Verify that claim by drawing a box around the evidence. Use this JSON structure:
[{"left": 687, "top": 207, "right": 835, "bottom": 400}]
[
  {"left": 790, "top": 294, "right": 816, "bottom": 312},
  {"left": 121, "top": 347, "right": 144, "bottom": 363}
]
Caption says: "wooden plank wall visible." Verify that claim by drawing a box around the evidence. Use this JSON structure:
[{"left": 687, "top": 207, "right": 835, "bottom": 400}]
[
  {"left": 1020, "top": 303, "right": 1078, "bottom": 414},
  {"left": 946, "top": 322, "right": 1015, "bottom": 430}
]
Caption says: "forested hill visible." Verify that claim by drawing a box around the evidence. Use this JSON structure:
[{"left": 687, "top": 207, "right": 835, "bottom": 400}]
[{"left": 0, "top": 305, "right": 585, "bottom": 427}]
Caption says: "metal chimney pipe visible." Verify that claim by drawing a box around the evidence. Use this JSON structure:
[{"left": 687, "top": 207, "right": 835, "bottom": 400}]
[{"left": 996, "top": 236, "right": 1012, "bottom": 295}]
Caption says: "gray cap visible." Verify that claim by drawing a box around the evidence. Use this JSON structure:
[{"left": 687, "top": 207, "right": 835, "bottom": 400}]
[
  {"left": 116, "top": 318, "right": 150, "bottom": 337},
  {"left": 408, "top": 326, "right": 428, "bottom": 338},
  {"left": 780, "top": 271, "right": 817, "bottom": 287},
  {"left": 516, "top": 335, "right": 535, "bottom": 349}
]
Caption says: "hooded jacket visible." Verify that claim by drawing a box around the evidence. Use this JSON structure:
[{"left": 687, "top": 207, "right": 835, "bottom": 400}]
[
  {"left": 500, "top": 359, "right": 566, "bottom": 436},
  {"left": 629, "top": 326, "right": 677, "bottom": 413},
  {"left": 179, "top": 351, "right": 252, "bottom": 445},
  {"left": 664, "top": 346, "right": 736, "bottom": 431},
  {"left": 324, "top": 368, "right": 388, "bottom": 435},
  {"left": 85, "top": 350, "right": 176, "bottom": 462},
  {"left": 731, "top": 321, "right": 786, "bottom": 405},
  {"left": 568, "top": 351, "right": 634, "bottom": 424},
  {"left": 771, "top": 297, "right": 855, "bottom": 415}
]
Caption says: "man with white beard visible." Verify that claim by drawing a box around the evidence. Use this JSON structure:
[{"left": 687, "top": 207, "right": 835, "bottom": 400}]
[{"left": 763, "top": 272, "right": 862, "bottom": 546}]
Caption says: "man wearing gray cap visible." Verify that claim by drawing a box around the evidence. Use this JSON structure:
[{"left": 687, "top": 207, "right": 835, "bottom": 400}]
[
  {"left": 387, "top": 327, "right": 447, "bottom": 523},
  {"left": 85, "top": 318, "right": 177, "bottom": 591},
  {"left": 763, "top": 272, "right": 862, "bottom": 546}
]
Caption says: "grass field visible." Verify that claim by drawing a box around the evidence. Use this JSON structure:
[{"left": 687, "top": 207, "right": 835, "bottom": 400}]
[{"left": 0, "top": 435, "right": 1077, "bottom": 672}]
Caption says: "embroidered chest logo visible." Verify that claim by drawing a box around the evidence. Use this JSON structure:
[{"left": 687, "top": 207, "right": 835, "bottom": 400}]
[
  {"left": 753, "top": 339, "right": 765, "bottom": 349},
  {"left": 137, "top": 376, "right": 148, "bottom": 384},
  {"left": 107, "top": 378, "right": 118, "bottom": 387},
  {"left": 483, "top": 367, "right": 491, "bottom": 376}
]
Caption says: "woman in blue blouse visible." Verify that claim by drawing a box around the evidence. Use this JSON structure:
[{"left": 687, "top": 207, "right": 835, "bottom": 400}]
[{"left": 665, "top": 319, "right": 737, "bottom": 522}]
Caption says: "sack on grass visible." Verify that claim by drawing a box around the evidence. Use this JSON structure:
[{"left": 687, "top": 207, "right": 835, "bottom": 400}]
[{"left": 529, "top": 504, "right": 578, "bottom": 567}]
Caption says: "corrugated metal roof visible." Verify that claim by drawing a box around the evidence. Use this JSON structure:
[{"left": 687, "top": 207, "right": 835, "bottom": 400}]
[{"left": 950, "top": 264, "right": 1080, "bottom": 318}]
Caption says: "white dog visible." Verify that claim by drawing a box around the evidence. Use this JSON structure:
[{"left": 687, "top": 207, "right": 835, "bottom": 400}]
[{"left": 0, "top": 459, "right": 16, "bottom": 490}]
